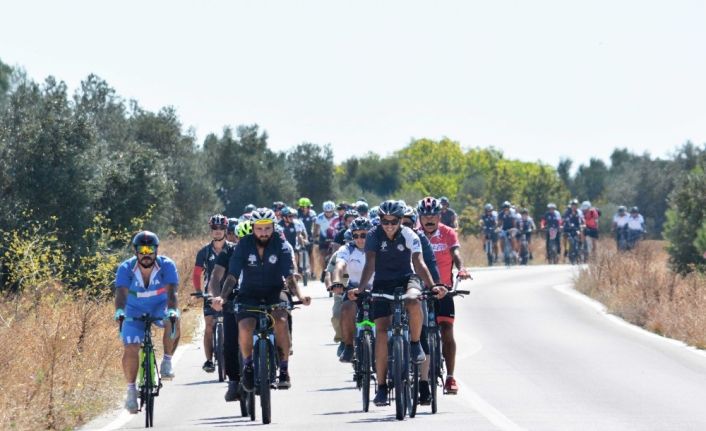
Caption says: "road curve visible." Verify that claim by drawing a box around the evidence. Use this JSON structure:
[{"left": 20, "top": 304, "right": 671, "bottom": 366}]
[{"left": 84, "top": 265, "right": 706, "bottom": 430}]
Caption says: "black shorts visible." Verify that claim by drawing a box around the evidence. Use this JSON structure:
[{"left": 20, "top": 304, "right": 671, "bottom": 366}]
[
  {"left": 585, "top": 228, "right": 599, "bottom": 239},
  {"left": 203, "top": 298, "right": 218, "bottom": 317},
  {"left": 235, "top": 291, "right": 290, "bottom": 322},
  {"left": 371, "top": 276, "right": 422, "bottom": 320},
  {"left": 435, "top": 295, "right": 455, "bottom": 324}
]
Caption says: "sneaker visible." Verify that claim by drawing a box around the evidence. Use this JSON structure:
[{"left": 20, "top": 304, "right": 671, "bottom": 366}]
[
  {"left": 242, "top": 365, "right": 254, "bottom": 392},
  {"left": 224, "top": 380, "right": 241, "bottom": 402},
  {"left": 202, "top": 360, "right": 215, "bottom": 373},
  {"left": 160, "top": 359, "right": 175, "bottom": 380},
  {"left": 277, "top": 370, "right": 291, "bottom": 389},
  {"left": 419, "top": 381, "right": 431, "bottom": 405},
  {"left": 125, "top": 387, "right": 138, "bottom": 413},
  {"left": 339, "top": 345, "right": 354, "bottom": 363},
  {"left": 444, "top": 376, "right": 459, "bottom": 394},
  {"left": 374, "top": 385, "right": 388, "bottom": 406},
  {"left": 411, "top": 342, "right": 426, "bottom": 364},
  {"left": 336, "top": 342, "right": 345, "bottom": 357}
]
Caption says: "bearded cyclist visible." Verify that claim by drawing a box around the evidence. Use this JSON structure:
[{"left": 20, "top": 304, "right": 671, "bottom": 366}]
[
  {"left": 193, "top": 214, "right": 232, "bottom": 373},
  {"left": 417, "top": 197, "right": 471, "bottom": 395},
  {"left": 114, "top": 231, "right": 180, "bottom": 413}
]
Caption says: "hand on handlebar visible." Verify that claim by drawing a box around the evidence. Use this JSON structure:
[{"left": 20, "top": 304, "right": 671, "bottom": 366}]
[
  {"left": 210, "top": 296, "right": 224, "bottom": 312},
  {"left": 114, "top": 308, "right": 126, "bottom": 322},
  {"left": 431, "top": 283, "right": 448, "bottom": 299},
  {"left": 347, "top": 287, "right": 362, "bottom": 301},
  {"left": 300, "top": 296, "right": 312, "bottom": 306},
  {"left": 457, "top": 267, "right": 472, "bottom": 280}
]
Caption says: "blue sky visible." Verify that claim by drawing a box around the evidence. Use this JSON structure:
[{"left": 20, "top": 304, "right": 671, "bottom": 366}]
[{"left": 3, "top": 0, "right": 705, "bottom": 168}]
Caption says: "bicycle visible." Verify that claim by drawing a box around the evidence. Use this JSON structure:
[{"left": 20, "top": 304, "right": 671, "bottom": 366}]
[
  {"left": 518, "top": 230, "right": 531, "bottom": 265},
  {"left": 244, "top": 299, "right": 303, "bottom": 424},
  {"left": 352, "top": 291, "right": 375, "bottom": 412},
  {"left": 119, "top": 313, "right": 176, "bottom": 428},
  {"left": 296, "top": 239, "right": 309, "bottom": 287},
  {"left": 191, "top": 292, "right": 226, "bottom": 382},
  {"left": 371, "top": 286, "right": 415, "bottom": 421},
  {"left": 420, "top": 280, "right": 470, "bottom": 414},
  {"left": 565, "top": 227, "right": 582, "bottom": 265},
  {"left": 500, "top": 229, "right": 516, "bottom": 267},
  {"left": 483, "top": 227, "right": 496, "bottom": 266},
  {"left": 546, "top": 227, "right": 560, "bottom": 264}
]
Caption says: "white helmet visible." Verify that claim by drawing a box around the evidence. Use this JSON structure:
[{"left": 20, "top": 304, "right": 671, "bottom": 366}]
[
  {"left": 581, "top": 201, "right": 591, "bottom": 211},
  {"left": 322, "top": 201, "right": 336, "bottom": 212}
]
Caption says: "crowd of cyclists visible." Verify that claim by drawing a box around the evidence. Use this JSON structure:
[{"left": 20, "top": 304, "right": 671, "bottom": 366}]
[{"left": 112, "top": 194, "right": 645, "bottom": 421}]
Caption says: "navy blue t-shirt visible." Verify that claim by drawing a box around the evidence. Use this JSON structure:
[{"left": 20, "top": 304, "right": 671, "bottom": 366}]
[
  {"left": 365, "top": 225, "right": 422, "bottom": 284},
  {"left": 228, "top": 234, "right": 293, "bottom": 302}
]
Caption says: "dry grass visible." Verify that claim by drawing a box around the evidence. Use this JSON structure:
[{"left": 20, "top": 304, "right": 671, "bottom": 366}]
[
  {"left": 575, "top": 239, "right": 706, "bottom": 349},
  {"left": 0, "top": 237, "right": 205, "bottom": 430}
]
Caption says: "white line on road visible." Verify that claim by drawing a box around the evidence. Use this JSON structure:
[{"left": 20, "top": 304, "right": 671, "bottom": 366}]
[{"left": 454, "top": 376, "right": 527, "bottom": 431}]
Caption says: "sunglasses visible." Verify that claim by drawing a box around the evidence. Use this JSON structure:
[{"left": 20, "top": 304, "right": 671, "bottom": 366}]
[
  {"left": 380, "top": 218, "right": 400, "bottom": 226},
  {"left": 211, "top": 226, "right": 226, "bottom": 231},
  {"left": 401, "top": 221, "right": 414, "bottom": 228},
  {"left": 137, "top": 245, "right": 157, "bottom": 255},
  {"left": 351, "top": 233, "right": 366, "bottom": 239}
]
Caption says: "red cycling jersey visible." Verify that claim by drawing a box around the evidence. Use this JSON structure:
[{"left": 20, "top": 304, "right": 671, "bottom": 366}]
[
  {"left": 426, "top": 223, "right": 460, "bottom": 286},
  {"left": 584, "top": 208, "right": 599, "bottom": 229}
]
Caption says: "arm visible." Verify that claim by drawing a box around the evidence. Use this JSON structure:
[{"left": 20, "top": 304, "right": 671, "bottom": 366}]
[
  {"left": 420, "top": 236, "right": 440, "bottom": 284},
  {"left": 287, "top": 274, "right": 311, "bottom": 305},
  {"left": 192, "top": 267, "right": 203, "bottom": 291},
  {"left": 207, "top": 264, "right": 226, "bottom": 311},
  {"left": 452, "top": 247, "right": 471, "bottom": 279},
  {"left": 348, "top": 251, "right": 376, "bottom": 299},
  {"left": 115, "top": 286, "right": 128, "bottom": 312},
  {"left": 166, "top": 283, "right": 178, "bottom": 310}
]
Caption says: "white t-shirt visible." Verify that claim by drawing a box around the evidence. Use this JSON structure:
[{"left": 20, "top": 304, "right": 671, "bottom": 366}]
[
  {"left": 626, "top": 214, "right": 645, "bottom": 231},
  {"left": 337, "top": 244, "right": 372, "bottom": 288},
  {"left": 613, "top": 213, "right": 629, "bottom": 228}
]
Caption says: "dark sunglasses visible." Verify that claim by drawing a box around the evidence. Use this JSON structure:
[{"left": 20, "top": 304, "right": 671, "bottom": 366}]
[
  {"left": 401, "top": 221, "right": 414, "bottom": 228},
  {"left": 351, "top": 233, "right": 366, "bottom": 239},
  {"left": 381, "top": 218, "right": 400, "bottom": 226},
  {"left": 211, "top": 226, "right": 226, "bottom": 231}
]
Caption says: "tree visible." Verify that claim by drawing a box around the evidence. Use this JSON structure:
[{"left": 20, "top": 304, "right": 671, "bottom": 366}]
[
  {"left": 287, "top": 143, "right": 334, "bottom": 207},
  {"left": 572, "top": 158, "right": 608, "bottom": 201}
]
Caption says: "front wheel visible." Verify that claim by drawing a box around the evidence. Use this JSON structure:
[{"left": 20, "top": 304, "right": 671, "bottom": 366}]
[
  {"left": 361, "top": 332, "right": 373, "bottom": 412},
  {"left": 257, "top": 339, "right": 272, "bottom": 424},
  {"left": 409, "top": 361, "right": 419, "bottom": 418},
  {"left": 215, "top": 323, "right": 226, "bottom": 382},
  {"left": 428, "top": 330, "right": 439, "bottom": 414},
  {"left": 392, "top": 336, "right": 406, "bottom": 420}
]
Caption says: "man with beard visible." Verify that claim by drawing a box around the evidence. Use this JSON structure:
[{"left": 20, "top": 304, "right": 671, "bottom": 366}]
[
  {"left": 114, "top": 231, "right": 180, "bottom": 414},
  {"left": 417, "top": 197, "right": 472, "bottom": 395},
  {"left": 220, "top": 208, "right": 311, "bottom": 391}
]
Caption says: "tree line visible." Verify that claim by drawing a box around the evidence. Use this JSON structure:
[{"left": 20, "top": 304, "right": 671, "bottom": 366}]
[{"left": 0, "top": 58, "right": 704, "bottom": 284}]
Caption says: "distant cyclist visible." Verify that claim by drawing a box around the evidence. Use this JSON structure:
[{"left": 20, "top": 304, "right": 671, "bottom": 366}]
[
  {"left": 438, "top": 196, "right": 459, "bottom": 229},
  {"left": 226, "top": 217, "right": 239, "bottom": 243},
  {"left": 193, "top": 214, "right": 232, "bottom": 373},
  {"left": 517, "top": 208, "right": 536, "bottom": 261},
  {"left": 581, "top": 201, "right": 600, "bottom": 257},
  {"left": 297, "top": 197, "right": 317, "bottom": 277},
  {"left": 541, "top": 203, "right": 562, "bottom": 261},
  {"left": 313, "top": 200, "right": 340, "bottom": 282},
  {"left": 479, "top": 203, "right": 499, "bottom": 262},
  {"left": 114, "top": 231, "right": 180, "bottom": 413}
]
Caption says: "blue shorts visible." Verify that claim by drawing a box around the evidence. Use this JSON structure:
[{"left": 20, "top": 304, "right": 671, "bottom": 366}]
[{"left": 121, "top": 303, "right": 167, "bottom": 345}]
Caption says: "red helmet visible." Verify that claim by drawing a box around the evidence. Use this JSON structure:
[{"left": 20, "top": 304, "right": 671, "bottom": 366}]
[{"left": 417, "top": 196, "right": 441, "bottom": 216}]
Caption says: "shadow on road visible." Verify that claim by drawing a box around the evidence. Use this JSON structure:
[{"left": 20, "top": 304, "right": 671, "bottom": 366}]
[
  {"left": 311, "top": 386, "right": 356, "bottom": 392},
  {"left": 179, "top": 379, "right": 222, "bottom": 386}
]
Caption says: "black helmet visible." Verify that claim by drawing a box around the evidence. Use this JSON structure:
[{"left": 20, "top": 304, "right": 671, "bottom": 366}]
[
  {"left": 618, "top": 205, "right": 627, "bottom": 213},
  {"left": 344, "top": 209, "right": 359, "bottom": 220},
  {"left": 132, "top": 231, "right": 159, "bottom": 250},
  {"left": 630, "top": 206, "right": 639, "bottom": 213},
  {"left": 244, "top": 204, "right": 256, "bottom": 213},
  {"left": 350, "top": 217, "right": 372, "bottom": 232},
  {"left": 227, "top": 218, "right": 238, "bottom": 233},
  {"left": 355, "top": 201, "right": 369, "bottom": 213},
  {"left": 378, "top": 200, "right": 405, "bottom": 218},
  {"left": 439, "top": 196, "right": 450, "bottom": 205},
  {"left": 337, "top": 201, "right": 349, "bottom": 211},
  {"left": 569, "top": 199, "right": 579, "bottom": 206},
  {"left": 272, "top": 201, "right": 285, "bottom": 211},
  {"left": 501, "top": 201, "right": 511, "bottom": 209}
]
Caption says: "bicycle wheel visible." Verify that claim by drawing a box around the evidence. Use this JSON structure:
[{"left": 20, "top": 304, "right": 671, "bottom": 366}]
[
  {"left": 485, "top": 240, "right": 493, "bottom": 266},
  {"left": 361, "top": 332, "right": 372, "bottom": 412},
  {"left": 301, "top": 251, "right": 308, "bottom": 287},
  {"left": 216, "top": 323, "right": 226, "bottom": 382},
  {"left": 392, "top": 336, "right": 406, "bottom": 420},
  {"left": 409, "top": 361, "right": 419, "bottom": 418},
  {"left": 247, "top": 389, "right": 256, "bottom": 421},
  {"left": 258, "top": 339, "right": 272, "bottom": 424},
  {"left": 143, "top": 349, "right": 154, "bottom": 427},
  {"left": 428, "top": 330, "right": 439, "bottom": 414}
]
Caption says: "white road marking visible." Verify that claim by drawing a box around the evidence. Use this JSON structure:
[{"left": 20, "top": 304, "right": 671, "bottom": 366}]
[{"left": 454, "top": 377, "right": 527, "bottom": 431}]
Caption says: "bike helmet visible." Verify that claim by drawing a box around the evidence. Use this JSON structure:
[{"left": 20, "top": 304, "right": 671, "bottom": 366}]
[
  {"left": 251, "top": 207, "right": 276, "bottom": 224},
  {"left": 272, "top": 201, "right": 285, "bottom": 211},
  {"left": 336, "top": 201, "right": 349, "bottom": 211},
  {"left": 439, "top": 196, "right": 450, "bottom": 205},
  {"left": 484, "top": 203, "right": 494, "bottom": 211},
  {"left": 244, "top": 204, "right": 256, "bottom": 213},
  {"left": 569, "top": 199, "right": 579, "bottom": 206},
  {"left": 344, "top": 208, "right": 359, "bottom": 219},
  {"left": 322, "top": 200, "right": 336, "bottom": 212},
  {"left": 281, "top": 206, "right": 294, "bottom": 217},
  {"left": 547, "top": 203, "right": 557, "bottom": 209},
  {"left": 132, "top": 231, "right": 160, "bottom": 250},
  {"left": 618, "top": 205, "right": 627, "bottom": 213},
  {"left": 581, "top": 201, "right": 591, "bottom": 211},
  {"left": 630, "top": 206, "right": 639, "bottom": 213},
  {"left": 403, "top": 206, "right": 418, "bottom": 224},
  {"left": 350, "top": 217, "right": 372, "bottom": 232},
  {"left": 298, "top": 197, "right": 312, "bottom": 207},
  {"left": 355, "top": 201, "right": 369, "bottom": 214},
  {"left": 520, "top": 208, "right": 529, "bottom": 215},
  {"left": 417, "top": 196, "right": 441, "bottom": 216},
  {"left": 227, "top": 217, "right": 238, "bottom": 233},
  {"left": 237, "top": 220, "right": 253, "bottom": 237},
  {"left": 208, "top": 214, "right": 228, "bottom": 228},
  {"left": 501, "top": 201, "right": 511, "bottom": 209},
  {"left": 369, "top": 206, "right": 380, "bottom": 218},
  {"left": 378, "top": 200, "right": 406, "bottom": 218}
]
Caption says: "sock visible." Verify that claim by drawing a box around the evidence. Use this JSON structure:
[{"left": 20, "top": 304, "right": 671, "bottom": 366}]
[
  {"left": 279, "top": 360, "right": 288, "bottom": 371},
  {"left": 163, "top": 354, "right": 172, "bottom": 362},
  {"left": 244, "top": 356, "right": 253, "bottom": 367},
  {"left": 411, "top": 340, "right": 421, "bottom": 346},
  {"left": 127, "top": 383, "right": 136, "bottom": 391}
]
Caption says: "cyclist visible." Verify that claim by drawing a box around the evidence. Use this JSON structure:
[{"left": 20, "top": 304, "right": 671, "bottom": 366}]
[
  {"left": 206, "top": 225, "right": 242, "bottom": 402},
  {"left": 479, "top": 203, "right": 499, "bottom": 262},
  {"left": 313, "top": 200, "right": 340, "bottom": 282},
  {"left": 114, "top": 231, "right": 180, "bottom": 414},
  {"left": 240, "top": 204, "right": 257, "bottom": 223},
  {"left": 438, "top": 196, "right": 458, "bottom": 229},
  {"left": 517, "top": 208, "right": 536, "bottom": 261},
  {"left": 333, "top": 208, "right": 359, "bottom": 247},
  {"left": 562, "top": 199, "right": 583, "bottom": 259},
  {"left": 417, "top": 197, "right": 471, "bottom": 395},
  {"left": 220, "top": 208, "right": 311, "bottom": 391},
  {"left": 541, "top": 203, "right": 562, "bottom": 260},
  {"left": 355, "top": 200, "right": 370, "bottom": 218},
  {"left": 297, "top": 197, "right": 317, "bottom": 277},
  {"left": 272, "top": 201, "right": 286, "bottom": 222},
  {"left": 581, "top": 201, "right": 600, "bottom": 257},
  {"left": 563, "top": 201, "right": 585, "bottom": 261},
  {"left": 227, "top": 217, "right": 239, "bottom": 243},
  {"left": 611, "top": 205, "right": 630, "bottom": 248},
  {"left": 348, "top": 200, "right": 447, "bottom": 407},
  {"left": 626, "top": 206, "right": 646, "bottom": 247},
  {"left": 331, "top": 217, "right": 374, "bottom": 363},
  {"left": 498, "top": 201, "right": 518, "bottom": 262},
  {"left": 193, "top": 214, "right": 232, "bottom": 373},
  {"left": 336, "top": 201, "right": 350, "bottom": 220}
]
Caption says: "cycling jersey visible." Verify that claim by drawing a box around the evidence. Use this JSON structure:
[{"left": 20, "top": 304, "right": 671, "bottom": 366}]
[
  {"left": 365, "top": 225, "right": 422, "bottom": 283},
  {"left": 297, "top": 208, "right": 317, "bottom": 238},
  {"left": 337, "top": 243, "right": 371, "bottom": 288},
  {"left": 517, "top": 217, "right": 535, "bottom": 233},
  {"left": 425, "top": 224, "right": 460, "bottom": 286},
  {"left": 481, "top": 212, "right": 497, "bottom": 230},
  {"left": 228, "top": 234, "right": 293, "bottom": 303},
  {"left": 613, "top": 213, "right": 629, "bottom": 228},
  {"left": 277, "top": 220, "right": 299, "bottom": 249},
  {"left": 315, "top": 213, "right": 340, "bottom": 241},
  {"left": 195, "top": 241, "right": 234, "bottom": 290},
  {"left": 498, "top": 211, "right": 517, "bottom": 231},
  {"left": 563, "top": 210, "right": 584, "bottom": 233},
  {"left": 584, "top": 208, "right": 600, "bottom": 229},
  {"left": 627, "top": 214, "right": 645, "bottom": 231},
  {"left": 440, "top": 208, "right": 457, "bottom": 228},
  {"left": 543, "top": 210, "right": 562, "bottom": 229}
]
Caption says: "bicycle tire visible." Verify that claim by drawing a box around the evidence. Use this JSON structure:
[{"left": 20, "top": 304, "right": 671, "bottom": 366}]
[
  {"left": 410, "top": 361, "right": 419, "bottom": 417},
  {"left": 143, "top": 349, "right": 154, "bottom": 428},
  {"left": 485, "top": 240, "right": 494, "bottom": 266},
  {"left": 258, "top": 339, "right": 272, "bottom": 424},
  {"left": 361, "top": 332, "right": 372, "bottom": 412},
  {"left": 428, "top": 330, "right": 439, "bottom": 414},
  {"left": 216, "top": 323, "right": 226, "bottom": 382},
  {"left": 392, "top": 336, "right": 406, "bottom": 420},
  {"left": 239, "top": 384, "right": 248, "bottom": 417},
  {"left": 301, "top": 251, "right": 308, "bottom": 287}
]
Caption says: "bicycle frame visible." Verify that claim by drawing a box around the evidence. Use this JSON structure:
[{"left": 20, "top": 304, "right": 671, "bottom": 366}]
[{"left": 353, "top": 291, "right": 376, "bottom": 412}]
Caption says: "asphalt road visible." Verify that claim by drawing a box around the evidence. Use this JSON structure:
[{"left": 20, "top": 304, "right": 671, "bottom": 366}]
[{"left": 84, "top": 265, "right": 706, "bottom": 430}]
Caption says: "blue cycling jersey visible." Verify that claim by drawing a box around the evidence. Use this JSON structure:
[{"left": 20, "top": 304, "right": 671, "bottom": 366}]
[{"left": 115, "top": 256, "right": 179, "bottom": 318}]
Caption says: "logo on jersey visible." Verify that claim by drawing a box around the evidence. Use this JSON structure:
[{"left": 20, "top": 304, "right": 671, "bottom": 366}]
[
  {"left": 269, "top": 255, "right": 278, "bottom": 264},
  {"left": 397, "top": 244, "right": 405, "bottom": 251},
  {"left": 380, "top": 241, "right": 388, "bottom": 251},
  {"left": 248, "top": 254, "right": 257, "bottom": 266}
]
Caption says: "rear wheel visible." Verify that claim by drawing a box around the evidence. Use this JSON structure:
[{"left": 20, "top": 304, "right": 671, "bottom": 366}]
[
  {"left": 409, "top": 361, "right": 419, "bottom": 418},
  {"left": 392, "top": 336, "right": 406, "bottom": 420},
  {"left": 258, "top": 340, "right": 271, "bottom": 424},
  {"left": 428, "top": 330, "right": 439, "bottom": 414},
  {"left": 361, "top": 332, "right": 372, "bottom": 412},
  {"left": 216, "top": 322, "right": 226, "bottom": 382},
  {"left": 247, "top": 390, "right": 256, "bottom": 421}
]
